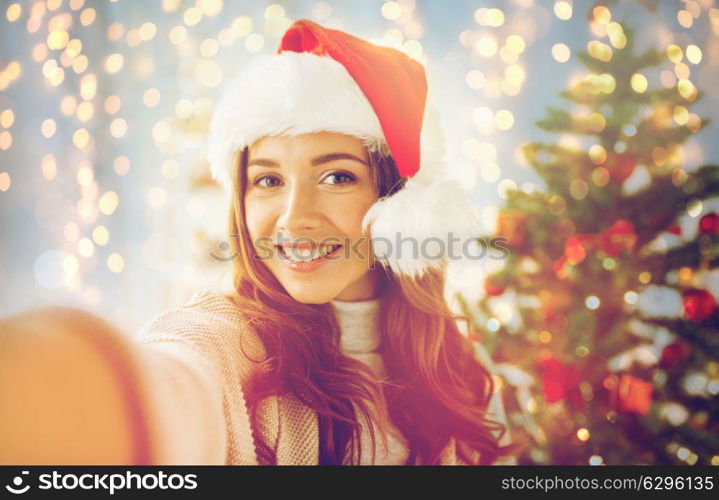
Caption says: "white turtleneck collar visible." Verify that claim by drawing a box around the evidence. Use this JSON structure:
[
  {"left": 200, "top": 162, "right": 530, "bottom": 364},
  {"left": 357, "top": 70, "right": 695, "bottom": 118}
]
[
  {"left": 329, "top": 296, "right": 383, "bottom": 357},
  {"left": 328, "top": 294, "right": 412, "bottom": 465}
]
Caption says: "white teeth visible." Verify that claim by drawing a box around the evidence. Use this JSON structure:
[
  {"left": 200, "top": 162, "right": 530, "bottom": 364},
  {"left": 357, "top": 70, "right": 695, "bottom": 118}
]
[
  {"left": 318, "top": 245, "right": 339, "bottom": 258},
  {"left": 280, "top": 245, "right": 339, "bottom": 262}
]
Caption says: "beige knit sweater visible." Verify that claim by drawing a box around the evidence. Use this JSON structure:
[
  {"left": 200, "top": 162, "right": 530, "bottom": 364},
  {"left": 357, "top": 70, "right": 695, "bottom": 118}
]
[{"left": 134, "top": 289, "right": 514, "bottom": 465}]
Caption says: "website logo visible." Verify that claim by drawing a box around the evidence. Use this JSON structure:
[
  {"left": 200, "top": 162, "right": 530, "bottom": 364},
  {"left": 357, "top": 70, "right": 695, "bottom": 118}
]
[{"left": 5, "top": 471, "right": 31, "bottom": 495}]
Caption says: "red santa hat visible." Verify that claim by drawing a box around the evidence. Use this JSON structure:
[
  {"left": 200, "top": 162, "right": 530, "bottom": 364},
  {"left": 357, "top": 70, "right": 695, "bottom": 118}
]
[{"left": 208, "top": 19, "right": 478, "bottom": 279}]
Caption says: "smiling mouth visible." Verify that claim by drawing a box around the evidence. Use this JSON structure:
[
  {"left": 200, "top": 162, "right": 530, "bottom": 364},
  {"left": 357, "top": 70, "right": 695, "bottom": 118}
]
[{"left": 276, "top": 244, "right": 343, "bottom": 262}]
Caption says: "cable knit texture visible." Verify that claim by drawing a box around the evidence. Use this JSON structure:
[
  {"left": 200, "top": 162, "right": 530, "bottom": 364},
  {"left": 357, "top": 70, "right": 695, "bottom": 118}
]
[{"left": 135, "top": 289, "right": 513, "bottom": 465}]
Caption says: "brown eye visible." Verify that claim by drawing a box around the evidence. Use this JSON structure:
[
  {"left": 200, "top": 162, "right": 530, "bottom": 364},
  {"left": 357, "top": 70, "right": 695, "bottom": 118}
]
[
  {"left": 254, "top": 175, "right": 282, "bottom": 188},
  {"left": 323, "top": 171, "right": 356, "bottom": 185}
]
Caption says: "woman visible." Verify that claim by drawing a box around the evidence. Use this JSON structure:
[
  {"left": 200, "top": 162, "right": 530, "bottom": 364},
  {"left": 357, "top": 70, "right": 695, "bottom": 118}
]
[
  {"left": 0, "top": 19, "right": 517, "bottom": 466},
  {"left": 143, "top": 19, "right": 515, "bottom": 465}
]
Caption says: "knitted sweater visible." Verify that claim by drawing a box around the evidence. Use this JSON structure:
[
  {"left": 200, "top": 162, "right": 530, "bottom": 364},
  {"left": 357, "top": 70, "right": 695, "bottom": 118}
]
[{"left": 134, "top": 289, "right": 513, "bottom": 465}]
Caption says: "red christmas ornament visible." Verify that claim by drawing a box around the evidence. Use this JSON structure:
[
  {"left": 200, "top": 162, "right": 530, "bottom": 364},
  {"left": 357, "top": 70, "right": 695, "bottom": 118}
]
[
  {"left": 539, "top": 357, "right": 584, "bottom": 408},
  {"left": 607, "top": 152, "right": 637, "bottom": 184},
  {"left": 665, "top": 224, "right": 682, "bottom": 236},
  {"left": 484, "top": 275, "right": 505, "bottom": 297},
  {"left": 682, "top": 288, "right": 717, "bottom": 322},
  {"left": 660, "top": 341, "right": 691, "bottom": 370},
  {"left": 562, "top": 219, "right": 636, "bottom": 265},
  {"left": 599, "top": 219, "right": 637, "bottom": 257},
  {"left": 699, "top": 213, "right": 719, "bottom": 236}
]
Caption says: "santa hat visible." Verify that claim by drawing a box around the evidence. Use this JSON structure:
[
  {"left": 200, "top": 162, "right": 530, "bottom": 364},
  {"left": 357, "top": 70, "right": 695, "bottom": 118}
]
[{"left": 208, "top": 19, "right": 478, "bottom": 279}]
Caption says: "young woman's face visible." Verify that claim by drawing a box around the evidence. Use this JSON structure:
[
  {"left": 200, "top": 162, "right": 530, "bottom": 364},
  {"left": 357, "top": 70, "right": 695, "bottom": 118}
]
[{"left": 244, "top": 132, "right": 382, "bottom": 303}]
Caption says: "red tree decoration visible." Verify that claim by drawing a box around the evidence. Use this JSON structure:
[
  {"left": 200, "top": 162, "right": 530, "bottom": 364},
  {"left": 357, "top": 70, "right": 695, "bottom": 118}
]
[
  {"left": 607, "top": 152, "right": 637, "bottom": 184},
  {"left": 682, "top": 288, "right": 716, "bottom": 322},
  {"left": 484, "top": 275, "right": 505, "bottom": 297},
  {"left": 660, "top": 341, "right": 691, "bottom": 370},
  {"left": 604, "top": 374, "right": 653, "bottom": 416},
  {"left": 699, "top": 213, "right": 719, "bottom": 236},
  {"left": 540, "top": 357, "right": 584, "bottom": 408}
]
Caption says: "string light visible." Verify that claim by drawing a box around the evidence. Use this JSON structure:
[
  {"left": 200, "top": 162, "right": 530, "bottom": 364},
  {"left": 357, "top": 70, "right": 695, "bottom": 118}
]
[
  {"left": 107, "top": 253, "right": 125, "bottom": 273},
  {"left": 6, "top": 3, "right": 22, "bottom": 22},
  {"left": 552, "top": 43, "right": 570, "bottom": 63},
  {"left": 183, "top": 7, "right": 202, "bottom": 26},
  {"left": 79, "top": 8, "right": 96, "bottom": 26},
  {"left": 104, "top": 53, "right": 124, "bottom": 73},
  {"left": 585, "top": 295, "right": 600, "bottom": 310},
  {"left": 0, "top": 172, "right": 10, "bottom": 191},
  {"left": 113, "top": 156, "right": 131, "bottom": 176},
  {"left": 554, "top": 2, "right": 572, "bottom": 20}
]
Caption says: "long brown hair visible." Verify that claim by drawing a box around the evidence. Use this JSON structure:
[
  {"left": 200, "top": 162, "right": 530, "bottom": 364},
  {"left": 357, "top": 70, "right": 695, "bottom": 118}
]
[{"left": 226, "top": 143, "right": 517, "bottom": 464}]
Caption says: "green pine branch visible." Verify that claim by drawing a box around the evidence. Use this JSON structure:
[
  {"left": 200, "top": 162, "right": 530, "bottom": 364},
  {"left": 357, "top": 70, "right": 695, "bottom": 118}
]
[
  {"left": 619, "top": 165, "right": 719, "bottom": 247},
  {"left": 641, "top": 316, "right": 719, "bottom": 358},
  {"left": 631, "top": 115, "right": 709, "bottom": 154},
  {"left": 642, "top": 235, "right": 719, "bottom": 280}
]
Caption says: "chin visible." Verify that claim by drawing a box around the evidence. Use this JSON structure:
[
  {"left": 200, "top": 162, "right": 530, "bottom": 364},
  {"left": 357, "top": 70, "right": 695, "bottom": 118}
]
[{"left": 283, "top": 283, "right": 338, "bottom": 305}]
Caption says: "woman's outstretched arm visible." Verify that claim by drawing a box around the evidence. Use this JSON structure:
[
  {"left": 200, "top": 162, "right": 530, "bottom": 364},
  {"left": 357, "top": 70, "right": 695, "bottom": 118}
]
[{"left": 0, "top": 307, "right": 226, "bottom": 465}]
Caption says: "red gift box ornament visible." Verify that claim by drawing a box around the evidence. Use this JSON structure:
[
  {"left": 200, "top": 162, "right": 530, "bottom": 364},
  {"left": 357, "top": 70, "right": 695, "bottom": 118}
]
[
  {"left": 539, "top": 357, "right": 584, "bottom": 408},
  {"left": 617, "top": 374, "right": 653, "bottom": 416}
]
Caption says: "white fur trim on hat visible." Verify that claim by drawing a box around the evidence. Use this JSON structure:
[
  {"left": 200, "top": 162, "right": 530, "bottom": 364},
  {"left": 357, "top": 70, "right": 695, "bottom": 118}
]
[{"left": 208, "top": 51, "right": 389, "bottom": 192}]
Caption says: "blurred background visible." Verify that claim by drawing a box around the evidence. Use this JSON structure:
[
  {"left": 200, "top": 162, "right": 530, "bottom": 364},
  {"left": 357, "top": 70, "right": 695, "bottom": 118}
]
[{"left": 1, "top": 0, "right": 718, "bottom": 464}]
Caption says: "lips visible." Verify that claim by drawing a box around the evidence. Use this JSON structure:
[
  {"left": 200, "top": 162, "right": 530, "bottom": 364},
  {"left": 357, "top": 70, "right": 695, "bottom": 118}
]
[{"left": 276, "top": 244, "right": 343, "bottom": 262}]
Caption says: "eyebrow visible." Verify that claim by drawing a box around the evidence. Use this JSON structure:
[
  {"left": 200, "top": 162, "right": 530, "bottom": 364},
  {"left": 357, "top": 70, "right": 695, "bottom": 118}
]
[{"left": 247, "top": 152, "right": 368, "bottom": 168}]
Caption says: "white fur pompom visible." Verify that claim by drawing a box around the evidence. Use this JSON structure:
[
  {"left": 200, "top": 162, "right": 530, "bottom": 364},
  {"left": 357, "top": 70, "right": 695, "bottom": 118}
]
[{"left": 361, "top": 173, "right": 480, "bottom": 279}]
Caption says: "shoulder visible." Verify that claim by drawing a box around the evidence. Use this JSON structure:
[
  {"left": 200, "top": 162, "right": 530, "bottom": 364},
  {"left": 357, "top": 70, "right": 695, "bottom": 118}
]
[
  {"left": 137, "top": 288, "right": 249, "bottom": 337},
  {"left": 136, "top": 288, "right": 266, "bottom": 363}
]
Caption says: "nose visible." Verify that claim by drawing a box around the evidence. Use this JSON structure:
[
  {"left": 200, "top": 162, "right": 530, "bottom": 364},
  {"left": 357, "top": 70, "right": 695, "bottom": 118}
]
[{"left": 276, "top": 179, "right": 322, "bottom": 234}]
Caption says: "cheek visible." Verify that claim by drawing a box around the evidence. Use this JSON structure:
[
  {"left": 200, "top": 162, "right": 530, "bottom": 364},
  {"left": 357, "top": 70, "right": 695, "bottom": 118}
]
[
  {"left": 326, "top": 193, "right": 376, "bottom": 238},
  {"left": 353, "top": 235, "right": 373, "bottom": 265},
  {"left": 325, "top": 195, "right": 376, "bottom": 266},
  {"left": 243, "top": 198, "right": 272, "bottom": 241}
]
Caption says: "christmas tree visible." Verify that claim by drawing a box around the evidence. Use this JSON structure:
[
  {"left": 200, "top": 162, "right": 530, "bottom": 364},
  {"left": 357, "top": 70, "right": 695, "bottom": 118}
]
[{"left": 459, "top": 11, "right": 719, "bottom": 465}]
